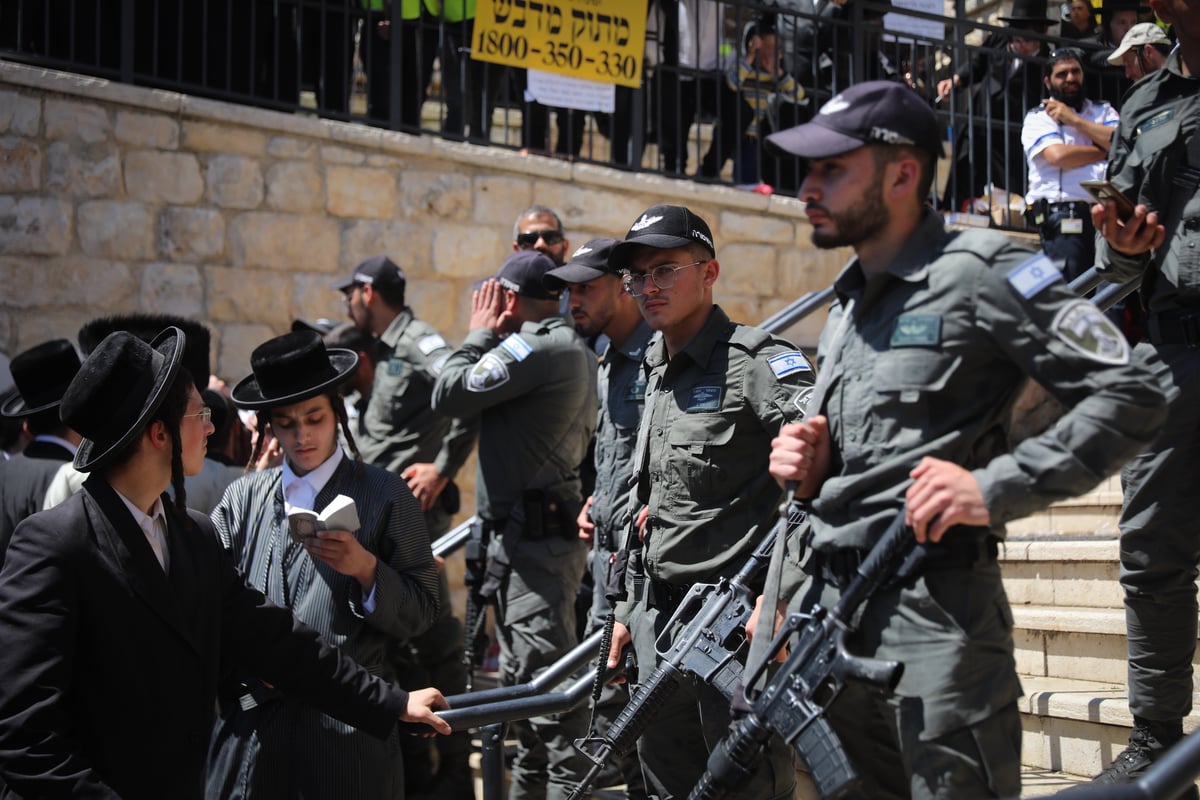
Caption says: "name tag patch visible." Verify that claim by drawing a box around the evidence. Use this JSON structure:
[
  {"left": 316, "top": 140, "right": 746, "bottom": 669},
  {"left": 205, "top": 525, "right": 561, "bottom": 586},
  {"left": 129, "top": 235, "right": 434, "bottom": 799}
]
[
  {"left": 1060, "top": 217, "right": 1084, "bottom": 235},
  {"left": 891, "top": 314, "right": 941, "bottom": 347},
  {"left": 625, "top": 378, "right": 647, "bottom": 403},
  {"left": 768, "top": 352, "right": 813, "bottom": 379},
  {"left": 1052, "top": 299, "right": 1130, "bottom": 365},
  {"left": 467, "top": 353, "right": 511, "bottom": 392},
  {"left": 1138, "top": 107, "right": 1173, "bottom": 135},
  {"left": 500, "top": 334, "right": 533, "bottom": 362},
  {"left": 417, "top": 334, "right": 447, "bottom": 355},
  {"left": 386, "top": 359, "right": 407, "bottom": 376},
  {"left": 686, "top": 386, "right": 723, "bottom": 412},
  {"left": 1007, "top": 253, "right": 1062, "bottom": 299}
]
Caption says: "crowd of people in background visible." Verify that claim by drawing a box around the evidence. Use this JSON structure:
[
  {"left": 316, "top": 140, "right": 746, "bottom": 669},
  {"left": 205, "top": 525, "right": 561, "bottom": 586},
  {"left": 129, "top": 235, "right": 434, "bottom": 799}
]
[{"left": 0, "top": 0, "right": 1179, "bottom": 209}]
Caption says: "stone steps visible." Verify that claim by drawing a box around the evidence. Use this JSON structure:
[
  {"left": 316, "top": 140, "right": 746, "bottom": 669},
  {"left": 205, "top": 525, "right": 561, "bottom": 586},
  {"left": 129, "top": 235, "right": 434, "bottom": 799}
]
[{"left": 1002, "top": 482, "right": 1200, "bottom": 787}]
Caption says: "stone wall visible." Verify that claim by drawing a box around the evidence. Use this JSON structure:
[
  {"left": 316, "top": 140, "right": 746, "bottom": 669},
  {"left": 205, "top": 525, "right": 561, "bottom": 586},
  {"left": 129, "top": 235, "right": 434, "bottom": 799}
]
[{"left": 0, "top": 59, "right": 848, "bottom": 379}]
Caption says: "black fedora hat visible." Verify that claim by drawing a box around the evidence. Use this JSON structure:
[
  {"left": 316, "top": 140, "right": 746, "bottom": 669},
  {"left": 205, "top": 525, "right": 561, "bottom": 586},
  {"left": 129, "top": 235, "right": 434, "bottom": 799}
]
[
  {"left": 997, "top": 0, "right": 1058, "bottom": 25},
  {"left": 0, "top": 339, "right": 83, "bottom": 418},
  {"left": 231, "top": 331, "right": 358, "bottom": 411},
  {"left": 61, "top": 327, "right": 185, "bottom": 473}
]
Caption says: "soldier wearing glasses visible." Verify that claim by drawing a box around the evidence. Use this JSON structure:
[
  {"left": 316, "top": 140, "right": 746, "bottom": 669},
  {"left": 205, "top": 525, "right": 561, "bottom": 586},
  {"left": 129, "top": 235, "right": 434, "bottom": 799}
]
[
  {"left": 512, "top": 205, "right": 571, "bottom": 267},
  {"left": 603, "top": 205, "right": 814, "bottom": 800}
]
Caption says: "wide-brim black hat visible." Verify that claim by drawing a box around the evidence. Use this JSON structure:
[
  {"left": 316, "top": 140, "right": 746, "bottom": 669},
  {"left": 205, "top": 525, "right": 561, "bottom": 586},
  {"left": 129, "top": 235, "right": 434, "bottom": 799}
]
[
  {"left": 62, "top": 327, "right": 185, "bottom": 473},
  {"left": 0, "top": 338, "right": 82, "bottom": 418},
  {"left": 231, "top": 330, "right": 358, "bottom": 411},
  {"left": 997, "top": 0, "right": 1058, "bottom": 25}
]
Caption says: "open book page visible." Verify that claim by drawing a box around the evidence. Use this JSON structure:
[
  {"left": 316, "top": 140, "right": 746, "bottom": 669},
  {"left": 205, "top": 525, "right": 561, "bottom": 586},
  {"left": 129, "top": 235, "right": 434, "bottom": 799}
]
[{"left": 287, "top": 494, "right": 360, "bottom": 542}]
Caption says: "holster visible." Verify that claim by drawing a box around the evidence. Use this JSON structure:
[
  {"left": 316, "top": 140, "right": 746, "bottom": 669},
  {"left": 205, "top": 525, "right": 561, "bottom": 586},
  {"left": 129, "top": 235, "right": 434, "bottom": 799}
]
[{"left": 519, "top": 489, "right": 581, "bottom": 541}]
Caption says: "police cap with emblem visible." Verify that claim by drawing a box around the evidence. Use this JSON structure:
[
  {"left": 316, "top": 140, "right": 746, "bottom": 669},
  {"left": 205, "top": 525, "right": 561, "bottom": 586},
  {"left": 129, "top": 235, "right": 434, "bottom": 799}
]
[
  {"left": 544, "top": 237, "right": 622, "bottom": 290},
  {"left": 489, "top": 250, "right": 561, "bottom": 301},
  {"left": 609, "top": 205, "right": 717, "bottom": 271},
  {"left": 766, "top": 80, "right": 944, "bottom": 161},
  {"left": 332, "top": 255, "right": 407, "bottom": 292}
]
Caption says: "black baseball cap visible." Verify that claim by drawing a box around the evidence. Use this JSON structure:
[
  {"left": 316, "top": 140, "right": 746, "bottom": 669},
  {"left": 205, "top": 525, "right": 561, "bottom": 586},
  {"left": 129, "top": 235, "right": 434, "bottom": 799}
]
[
  {"left": 332, "top": 255, "right": 407, "bottom": 292},
  {"left": 544, "top": 237, "right": 622, "bottom": 290},
  {"left": 766, "top": 81, "right": 944, "bottom": 161},
  {"left": 488, "top": 250, "right": 561, "bottom": 301},
  {"left": 609, "top": 205, "right": 716, "bottom": 271}
]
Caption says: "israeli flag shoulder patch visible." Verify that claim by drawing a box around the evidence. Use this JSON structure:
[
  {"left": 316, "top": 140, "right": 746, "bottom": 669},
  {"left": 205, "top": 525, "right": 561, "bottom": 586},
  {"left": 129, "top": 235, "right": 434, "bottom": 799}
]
[
  {"left": 1007, "top": 253, "right": 1062, "bottom": 299},
  {"left": 417, "top": 334, "right": 447, "bottom": 355},
  {"left": 767, "top": 352, "right": 812, "bottom": 379},
  {"left": 500, "top": 334, "right": 533, "bottom": 362}
]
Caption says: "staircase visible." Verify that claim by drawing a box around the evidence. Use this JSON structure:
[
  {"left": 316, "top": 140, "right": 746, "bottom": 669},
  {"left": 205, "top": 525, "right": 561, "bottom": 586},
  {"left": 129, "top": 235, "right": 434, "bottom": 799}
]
[{"left": 1004, "top": 474, "right": 1200, "bottom": 790}]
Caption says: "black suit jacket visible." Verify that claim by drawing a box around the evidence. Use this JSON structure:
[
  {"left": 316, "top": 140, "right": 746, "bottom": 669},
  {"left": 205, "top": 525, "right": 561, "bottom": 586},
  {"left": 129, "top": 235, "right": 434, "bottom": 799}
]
[
  {"left": 0, "top": 476, "right": 407, "bottom": 800},
  {"left": 0, "top": 440, "right": 74, "bottom": 565}
]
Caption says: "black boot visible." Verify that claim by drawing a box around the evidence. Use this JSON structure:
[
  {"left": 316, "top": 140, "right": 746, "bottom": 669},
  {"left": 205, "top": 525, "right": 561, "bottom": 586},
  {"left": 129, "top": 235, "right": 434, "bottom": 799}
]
[{"left": 1093, "top": 717, "right": 1196, "bottom": 799}]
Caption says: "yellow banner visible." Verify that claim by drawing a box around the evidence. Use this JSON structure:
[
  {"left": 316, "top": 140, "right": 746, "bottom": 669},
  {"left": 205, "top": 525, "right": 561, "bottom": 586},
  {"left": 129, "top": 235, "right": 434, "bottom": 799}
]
[{"left": 472, "top": 0, "right": 647, "bottom": 88}]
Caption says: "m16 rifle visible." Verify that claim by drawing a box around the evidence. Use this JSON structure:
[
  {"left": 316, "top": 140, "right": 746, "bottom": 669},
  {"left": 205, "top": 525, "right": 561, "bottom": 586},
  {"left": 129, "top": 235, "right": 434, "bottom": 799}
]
[
  {"left": 688, "top": 510, "right": 921, "bottom": 800},
  {"left": 566, "top": 500, "right": 807, "bottom": 800}
]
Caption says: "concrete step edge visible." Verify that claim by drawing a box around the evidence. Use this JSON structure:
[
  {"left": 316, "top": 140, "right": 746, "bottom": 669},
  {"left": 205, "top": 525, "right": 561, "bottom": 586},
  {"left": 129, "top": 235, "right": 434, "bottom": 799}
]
[{"left": 1019, "top": 675, "right": 1200, "bottom": 733}]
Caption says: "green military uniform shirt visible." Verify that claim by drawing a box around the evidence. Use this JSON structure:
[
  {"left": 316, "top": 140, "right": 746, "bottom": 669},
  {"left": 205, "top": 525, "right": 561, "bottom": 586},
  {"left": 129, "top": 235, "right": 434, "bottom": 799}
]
[
  {"left": 616, "top": 305, "right": 813, "bottom": 618},
  {"left": 357, "top": 309, "right": 478, "bottom": 515}
]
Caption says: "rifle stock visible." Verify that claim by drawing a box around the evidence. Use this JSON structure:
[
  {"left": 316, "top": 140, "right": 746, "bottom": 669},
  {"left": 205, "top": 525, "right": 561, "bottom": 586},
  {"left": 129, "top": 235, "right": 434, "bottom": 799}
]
[{"left": 689, "top": 511, "right": 917, "bottom": 800}]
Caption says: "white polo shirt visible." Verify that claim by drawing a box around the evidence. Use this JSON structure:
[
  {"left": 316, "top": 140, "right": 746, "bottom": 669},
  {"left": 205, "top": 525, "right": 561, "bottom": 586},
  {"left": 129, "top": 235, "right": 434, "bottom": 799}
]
[{"left": 1022, "top": 97, "right": 1120, "bottom": 204}]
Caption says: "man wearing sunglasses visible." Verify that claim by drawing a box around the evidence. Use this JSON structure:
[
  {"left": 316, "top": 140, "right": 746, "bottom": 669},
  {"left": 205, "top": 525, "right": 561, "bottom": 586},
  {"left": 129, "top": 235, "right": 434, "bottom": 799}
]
[
  {"left": 602, "top": 205, "right": 814, "bottom": 800},
  {"left": 1022, "top": 47, "right": 1119, "bottom": 281},
  {"left": 512, "top": 205, "right": 571, "bottom": 266}
]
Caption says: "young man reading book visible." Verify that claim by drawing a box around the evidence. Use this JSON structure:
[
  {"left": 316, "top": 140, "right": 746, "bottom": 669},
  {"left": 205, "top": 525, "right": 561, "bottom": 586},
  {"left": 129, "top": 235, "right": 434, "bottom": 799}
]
[{"left": 207, "top": 330, "right": 441, "bottom": 800}]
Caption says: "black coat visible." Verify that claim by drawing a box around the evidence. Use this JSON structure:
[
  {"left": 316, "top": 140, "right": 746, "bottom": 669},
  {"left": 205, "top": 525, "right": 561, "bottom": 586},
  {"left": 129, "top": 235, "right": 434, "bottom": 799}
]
[
  {"left": 0, "top": 439, "right": 73, "bottom": 565},
  {"left": 0, "top": 475, "right": 406, "bottom": 800}
]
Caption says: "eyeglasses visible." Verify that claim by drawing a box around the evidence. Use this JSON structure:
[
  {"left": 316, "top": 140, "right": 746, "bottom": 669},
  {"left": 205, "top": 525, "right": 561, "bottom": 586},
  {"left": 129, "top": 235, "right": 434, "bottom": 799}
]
[
  {"left": 516, "top": 229, "right": 565, "bottom": 249},
  {"left": 182, "top": 406, "right": 212, "bottom": 424},
  {"left": 621, "top": 260, "right": 707, "bottom": 297}
]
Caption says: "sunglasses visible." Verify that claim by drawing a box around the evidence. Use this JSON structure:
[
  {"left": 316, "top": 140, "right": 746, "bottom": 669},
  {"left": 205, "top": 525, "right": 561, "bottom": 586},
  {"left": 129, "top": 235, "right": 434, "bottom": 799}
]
[{"left": 516, "top": 229, "right": 565, "bottom": 249}]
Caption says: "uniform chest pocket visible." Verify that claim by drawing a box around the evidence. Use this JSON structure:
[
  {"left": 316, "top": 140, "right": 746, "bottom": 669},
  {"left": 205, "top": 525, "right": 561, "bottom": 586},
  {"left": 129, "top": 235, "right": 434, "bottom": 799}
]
[
  {"left": 665, "top": 417, "right": 736, "bottom": 504},
  {"left": 868, "top": 349, "right": 962, "bottom": 453},
  {"left": 1128, "top": 116, "right": 1180, "bottom": 173},
  {"left": 873, "top": 349, "right": 961, "bottom": 396}
]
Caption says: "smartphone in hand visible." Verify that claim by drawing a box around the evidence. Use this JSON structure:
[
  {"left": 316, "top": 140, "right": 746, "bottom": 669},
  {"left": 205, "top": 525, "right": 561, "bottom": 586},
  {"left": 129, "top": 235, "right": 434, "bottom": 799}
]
[{"left": 1080, "top": 180, "right": 1137, "bottom": 220}]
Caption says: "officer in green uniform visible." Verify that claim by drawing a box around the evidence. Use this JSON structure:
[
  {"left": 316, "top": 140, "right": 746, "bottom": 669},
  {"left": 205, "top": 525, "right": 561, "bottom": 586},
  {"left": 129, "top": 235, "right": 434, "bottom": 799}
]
[
  {"left": 603, "top": 205, "right": 813, "bottom": 800},
  {"left": 336, "top": 255, "right": 478, "bottom": 799},
  {"left": 761, "top": 81, "right": 1169, "bottom": 799},
  {"left": 545, "top": 238, "right": 651, "bottom": 799},
  {"left": 432, "top": 250, "right": 596, "bottom": 800},
  {"left": 1089, "top": 1, "right": 1200, "bottom": 789}
]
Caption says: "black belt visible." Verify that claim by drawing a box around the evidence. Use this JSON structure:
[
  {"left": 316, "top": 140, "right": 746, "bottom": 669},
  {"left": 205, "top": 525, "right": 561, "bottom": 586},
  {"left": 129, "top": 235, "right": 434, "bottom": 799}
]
[
  {"left": 1046, "top": 200, "right": 1091, "bottom": 214},
  {"left": 1146, "top": 312, "right": 1200, "bottom": 347},
  {"left": 808, "top": 534, "right": 999, "bottom": 590}
]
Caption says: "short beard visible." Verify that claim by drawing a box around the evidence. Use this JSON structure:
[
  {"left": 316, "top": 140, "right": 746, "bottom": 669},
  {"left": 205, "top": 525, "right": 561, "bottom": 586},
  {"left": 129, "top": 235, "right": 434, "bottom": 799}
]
[{"left": 811, "top": 184, "right": 890, "bottom": 249}]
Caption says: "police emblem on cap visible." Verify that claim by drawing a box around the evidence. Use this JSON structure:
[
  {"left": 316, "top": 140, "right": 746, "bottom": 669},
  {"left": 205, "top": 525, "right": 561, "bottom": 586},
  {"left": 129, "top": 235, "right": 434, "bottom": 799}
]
[
  {"left": 821, "top": 95, "right": 852, "bottom": 115},
  {"left": 631, "top": 214, "right": 663, "bottom": 232},
  {"left": 572, "top": 245, "right": 594, "bottom": 257}
]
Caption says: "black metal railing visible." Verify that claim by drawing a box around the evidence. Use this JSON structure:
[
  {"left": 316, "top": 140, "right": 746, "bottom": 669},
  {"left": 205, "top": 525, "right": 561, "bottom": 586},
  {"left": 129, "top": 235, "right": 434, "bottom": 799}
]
[{"left": 1, "top": 0, "right": 1136, "bottom": 225}]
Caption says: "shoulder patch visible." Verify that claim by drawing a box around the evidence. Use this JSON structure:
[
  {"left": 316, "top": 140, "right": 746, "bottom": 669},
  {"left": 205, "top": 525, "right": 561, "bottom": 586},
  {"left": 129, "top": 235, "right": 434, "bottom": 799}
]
[
  {"left": 417, "top": 334, "right": 448, "bottom": 355},
  {"left": 500, "top": 334, "right": 533, "bottom": 362},
  {"left": 1007, "top": 252, "right": 1062, "bottom": 299},
  {"left": 792, "top": 386, "right": 815, "bottom": 414},
  {"left": 467, "top": 353, "right": 511, "bottom": 392},
  {"left": 1051, "top": 300, "right": 1130, "bottom": 365},
  {"left": 767, "top": 352, "right": 813, "bottom": 379}
]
